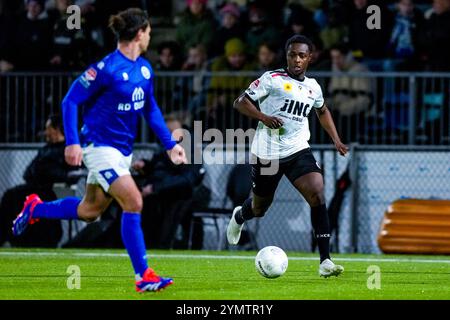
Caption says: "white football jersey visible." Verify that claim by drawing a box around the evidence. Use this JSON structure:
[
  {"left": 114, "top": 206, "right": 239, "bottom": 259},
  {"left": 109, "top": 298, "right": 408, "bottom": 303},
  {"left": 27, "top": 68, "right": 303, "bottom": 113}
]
[{"left": 245, "top": 69, "right": 324, "bottom": 160}]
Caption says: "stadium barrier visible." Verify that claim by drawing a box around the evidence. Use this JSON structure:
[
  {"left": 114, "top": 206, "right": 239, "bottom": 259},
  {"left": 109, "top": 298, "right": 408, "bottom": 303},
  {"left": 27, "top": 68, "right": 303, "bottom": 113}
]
[
  {"left": 0, "top": 71, "right": 449, "bottom": 145},
  {"left": 1, "top": 143, "right": 449, "bottom": 254}
]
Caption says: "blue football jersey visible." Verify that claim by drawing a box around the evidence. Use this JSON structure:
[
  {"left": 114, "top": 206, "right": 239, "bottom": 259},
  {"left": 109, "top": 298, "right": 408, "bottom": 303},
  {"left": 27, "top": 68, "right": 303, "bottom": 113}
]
[{"left": 62, "top": 49, "right": 175, "bottom": 156}]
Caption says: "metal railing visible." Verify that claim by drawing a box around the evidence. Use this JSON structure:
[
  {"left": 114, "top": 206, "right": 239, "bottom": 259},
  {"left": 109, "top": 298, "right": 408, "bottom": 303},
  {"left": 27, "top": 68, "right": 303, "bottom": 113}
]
[{"left": 1, "top": 71, "right": 449, "bottom": 145}]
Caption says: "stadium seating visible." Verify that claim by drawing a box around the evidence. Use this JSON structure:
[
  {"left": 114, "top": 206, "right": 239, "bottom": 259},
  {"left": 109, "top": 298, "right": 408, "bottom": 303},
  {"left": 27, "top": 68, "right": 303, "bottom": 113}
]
[{"left": 378, "top": 199, "right": 450, "bottom": 254}]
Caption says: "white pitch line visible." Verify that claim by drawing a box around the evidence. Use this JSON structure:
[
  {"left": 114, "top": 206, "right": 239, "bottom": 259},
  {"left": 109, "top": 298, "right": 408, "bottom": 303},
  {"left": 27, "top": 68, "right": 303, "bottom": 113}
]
[{"left": 0, "top": 251, "right": 450, "bottom": 264}]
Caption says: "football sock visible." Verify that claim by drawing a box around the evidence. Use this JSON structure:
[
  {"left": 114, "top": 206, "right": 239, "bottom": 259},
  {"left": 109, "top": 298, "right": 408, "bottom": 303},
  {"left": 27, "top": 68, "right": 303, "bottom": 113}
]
[
  {"left": 32, "top": 197, "right": 80, "bottom": 219},
  {"left": 235, "top": 198, "right": 254, "bottom": 225},
  {"left": 311, "top": 204, "right": 331, "bottom": 263},
  {"left": 121, "top": 212, "right": 148, "bottom": 278}
]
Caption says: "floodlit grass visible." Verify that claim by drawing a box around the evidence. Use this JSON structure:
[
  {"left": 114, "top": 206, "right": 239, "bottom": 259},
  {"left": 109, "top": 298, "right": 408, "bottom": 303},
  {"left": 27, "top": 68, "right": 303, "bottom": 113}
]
[{"left": 0, "top": 248, "right": 449, "bottom": 300}]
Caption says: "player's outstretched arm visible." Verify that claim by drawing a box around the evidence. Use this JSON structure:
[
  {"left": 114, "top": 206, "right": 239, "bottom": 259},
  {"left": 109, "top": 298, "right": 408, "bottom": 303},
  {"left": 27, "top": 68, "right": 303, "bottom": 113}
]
[
  {"left": 234, "top": 94, "right": 283, "bottom": 129},
  {"left": 315, "top": 104, "right": 348, "bottom": 156}
]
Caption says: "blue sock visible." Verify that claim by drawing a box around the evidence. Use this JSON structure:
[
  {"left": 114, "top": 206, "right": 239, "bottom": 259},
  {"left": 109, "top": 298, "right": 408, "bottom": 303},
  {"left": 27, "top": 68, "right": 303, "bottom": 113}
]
[
  {"left": 33, "top": 197, "right": 80, "bottom": 219},
  {"left": 121, "top": 212, "right": 148, "bottom": 278}
]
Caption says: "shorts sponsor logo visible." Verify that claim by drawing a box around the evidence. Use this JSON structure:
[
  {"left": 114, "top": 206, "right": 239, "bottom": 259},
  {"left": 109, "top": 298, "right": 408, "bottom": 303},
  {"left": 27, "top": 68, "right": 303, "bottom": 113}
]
[{"left": 99, "top": 169, "right": 119, "bottom": 185}]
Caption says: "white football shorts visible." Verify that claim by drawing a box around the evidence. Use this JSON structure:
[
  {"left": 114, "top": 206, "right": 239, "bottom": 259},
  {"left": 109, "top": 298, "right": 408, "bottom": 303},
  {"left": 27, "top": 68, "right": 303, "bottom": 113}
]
[{"left": 82, "top": 144, "right": 132, "bottom": 192}]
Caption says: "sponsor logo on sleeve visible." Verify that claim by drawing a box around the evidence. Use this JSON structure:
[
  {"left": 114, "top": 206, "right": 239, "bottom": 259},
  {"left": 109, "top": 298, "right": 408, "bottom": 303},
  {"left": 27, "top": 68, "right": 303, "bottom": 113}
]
[
  {"left": 250, "top": 79, "right": 260, "bottom": 89},
  {"left": 85, "top": 68, "right": 97, "bottom": 81}
]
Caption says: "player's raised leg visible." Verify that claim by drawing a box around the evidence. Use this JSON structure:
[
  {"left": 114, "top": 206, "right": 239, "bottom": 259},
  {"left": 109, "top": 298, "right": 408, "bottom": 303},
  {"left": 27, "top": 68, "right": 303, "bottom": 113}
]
[
  {"left": 292, "top": 172, "right": 344, "bottom": 278},
  {"left": 12, "top": 184, "right": 112, "bottom": 236},
  {"left": 108, "top": 174, "right": 173, "bottom": 292},
  {"left": 227, "top": 159, "right": 282, "bottom": 245},
  {"left": 227, "top": 157, "right": 282, "bottom": 245}
]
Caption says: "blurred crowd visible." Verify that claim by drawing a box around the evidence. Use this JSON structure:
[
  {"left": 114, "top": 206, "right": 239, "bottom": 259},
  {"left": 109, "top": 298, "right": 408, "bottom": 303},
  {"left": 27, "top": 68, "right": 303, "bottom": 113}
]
[
  {"left": 1, "top": 0, "right": 450, "bottom": 73},
  {"left": 0, "top": 0, "right": 449, "bottom": 146}
]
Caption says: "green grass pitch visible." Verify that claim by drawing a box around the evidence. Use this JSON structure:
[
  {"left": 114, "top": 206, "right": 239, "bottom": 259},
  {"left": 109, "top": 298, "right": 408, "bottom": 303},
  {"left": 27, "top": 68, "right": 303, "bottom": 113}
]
[{"left": 0, "top": 248, "right": 449, "bottom": 300}]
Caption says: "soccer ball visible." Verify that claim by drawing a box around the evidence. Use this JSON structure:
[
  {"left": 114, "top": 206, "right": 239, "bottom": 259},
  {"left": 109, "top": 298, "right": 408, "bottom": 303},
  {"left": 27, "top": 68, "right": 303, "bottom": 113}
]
[{"left": 255, "top": 246, "right": 288, "bottom": 278}]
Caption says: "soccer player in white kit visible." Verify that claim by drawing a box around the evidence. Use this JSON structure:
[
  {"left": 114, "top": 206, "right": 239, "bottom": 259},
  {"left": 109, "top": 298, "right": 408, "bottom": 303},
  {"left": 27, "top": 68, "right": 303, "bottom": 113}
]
[{"left": 227, "top": 35, "right": 348, "bottom": 277}]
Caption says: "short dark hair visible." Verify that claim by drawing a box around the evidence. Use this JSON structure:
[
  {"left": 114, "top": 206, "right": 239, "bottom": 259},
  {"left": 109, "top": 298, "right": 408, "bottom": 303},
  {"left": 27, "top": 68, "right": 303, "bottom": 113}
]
[
  {"left": 164, "top": 113, "right": 182, "bottom": 123},
  {"left": 284, "top": 35, "right": 313, "bottom": 53},
  {"left": 157, "top": 41, "right": 181, "bottom": 55},
  {"left": 330, "top": 43, "right": 350, "bottom": 55},
  {"left": 109, "top": 8, "right": 149, "bottom": 41},
  {"left": 48, "top": 114, "right": 63, "bottom": 133}
]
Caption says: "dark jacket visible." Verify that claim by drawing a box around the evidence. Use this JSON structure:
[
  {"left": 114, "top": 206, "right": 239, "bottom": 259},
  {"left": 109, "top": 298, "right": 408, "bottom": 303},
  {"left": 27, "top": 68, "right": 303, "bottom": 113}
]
[
  {"left": 140, "top": 148, "right": 205, "bottom": 199},
  {"left": 23, "top": 141, "right": 77, "bottom": 187},
  {"left": 11, "top": 13, "right": 53, "bottom": 71},
  {"left": 418, "top": 9, "right": 450, "bottom": 71}
]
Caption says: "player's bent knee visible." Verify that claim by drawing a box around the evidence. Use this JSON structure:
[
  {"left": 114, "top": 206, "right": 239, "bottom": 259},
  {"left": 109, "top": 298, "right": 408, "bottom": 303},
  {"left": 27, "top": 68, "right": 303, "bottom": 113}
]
[
  {"left": 122, "top": 197, "right": 143, "bottom": 213},
  {"left": 309, "top": 191, "right": 325, "bottom": 207},
  {"left": 78, "top": 210, "right": 102, "bottom": 222},
  {"left": 77, "top": 202, "right": 106, "bottom": 222}
]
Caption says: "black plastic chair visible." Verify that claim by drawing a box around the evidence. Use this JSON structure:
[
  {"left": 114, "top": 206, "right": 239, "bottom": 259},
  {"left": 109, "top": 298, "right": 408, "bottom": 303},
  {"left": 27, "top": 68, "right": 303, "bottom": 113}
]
[{"left": 188, "top": 164, "right": 253, "bottom": 250}]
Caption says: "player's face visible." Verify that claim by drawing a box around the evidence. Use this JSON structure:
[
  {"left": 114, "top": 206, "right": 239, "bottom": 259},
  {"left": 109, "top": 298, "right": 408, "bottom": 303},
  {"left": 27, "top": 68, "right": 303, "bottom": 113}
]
[
  {"left": 286, "top": 43, "right": 311, "bottom": 76},
  {"left": 139, "top": 25, "right": 151, "bottom": 53}
]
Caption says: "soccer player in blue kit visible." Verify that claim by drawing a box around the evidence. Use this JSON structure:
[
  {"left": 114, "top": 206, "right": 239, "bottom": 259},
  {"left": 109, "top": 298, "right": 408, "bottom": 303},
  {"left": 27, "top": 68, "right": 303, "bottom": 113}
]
[{"left": 12, "top": 8, "right": 187, "bottom": 292}]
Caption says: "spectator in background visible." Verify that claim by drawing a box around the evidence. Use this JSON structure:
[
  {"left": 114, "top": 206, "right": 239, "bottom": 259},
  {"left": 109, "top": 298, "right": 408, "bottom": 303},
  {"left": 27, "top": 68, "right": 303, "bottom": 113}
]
[
  {"left": 319, "top": 4, "right": 349, "bottom": 51},
  {"left": 386, "top": 0, "right": 423, "bottom": 71},
  {"left": 177, "top": 43, "right": 209, "bottom": 119},
  {"left": 0, "top": 0, "right": 18, "bottom": 72},
  {"left": 282, "top": 3, "right": 319, "bottom": 45},
  {"left": 245, "top": 4, "right": 278, "bottom": 57},
  {"left": 419, "top": 0, "right": 450, "bottom": 71},
  {"left": 153, "top": 41, "right": 183, "bottom": 113},
  {"left": 133, "top": 115, "right": 205, "bottom": 249},
  {"left": 7, "top": 0, "right": 53, "bottom": 71},
  {"left": 48, "top": 0, "right": 91, "bottom": 71},
  {"left": 176, "top": 0, "right": 216, "bottom": 56},
  {"left": 328, "top": 44, "right": 373, "bottom": 142},
  {"left": 210, "top": 2, "right": 244, "bottom": 58},
  {"left": 245, "top": 0, "right": 287, "bottom": 28},
  {"left": 308, "top": 38, "right": 332, "bottom": 72},
  {"left": 181, "top": 44, "right": 208, "bottom": 72},
  {"left": 0, "top": 115, "right": 79, "bottom": 247},
  {"left": 347, "top": 0, "right": 393, "bottom": 70},
  {"left": 256, "top": 42, "right": 281, "bottom": 72},
  {"left": 207, "top": 38, "right": 257, "bottom": 131},
  {"left": 328, "top": 44, "right": 372, "bottom": 117},
  {"left": 155, "top": 41, "right": 183, "bottom": 71}
]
